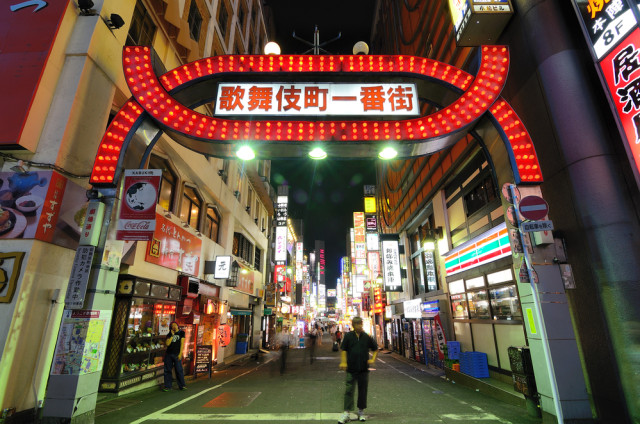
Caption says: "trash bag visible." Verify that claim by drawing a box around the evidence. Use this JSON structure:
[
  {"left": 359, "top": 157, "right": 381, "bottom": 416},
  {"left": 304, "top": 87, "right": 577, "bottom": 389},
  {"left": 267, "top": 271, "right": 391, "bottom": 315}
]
[{"left": 332, "top": 341, "right": 339, "bottom": 352}]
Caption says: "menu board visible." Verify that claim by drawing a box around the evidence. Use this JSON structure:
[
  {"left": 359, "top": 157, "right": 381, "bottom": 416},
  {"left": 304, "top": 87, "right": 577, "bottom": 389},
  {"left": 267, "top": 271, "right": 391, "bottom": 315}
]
[{"left": 194, "top": 345, "right": 212, "bottom": 378}]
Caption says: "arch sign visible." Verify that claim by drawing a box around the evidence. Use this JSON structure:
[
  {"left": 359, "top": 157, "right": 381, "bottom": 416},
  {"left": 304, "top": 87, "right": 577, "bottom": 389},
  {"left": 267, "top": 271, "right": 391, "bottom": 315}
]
[{"left": 90, "top": 46, "right": 542, "bottom": 186}]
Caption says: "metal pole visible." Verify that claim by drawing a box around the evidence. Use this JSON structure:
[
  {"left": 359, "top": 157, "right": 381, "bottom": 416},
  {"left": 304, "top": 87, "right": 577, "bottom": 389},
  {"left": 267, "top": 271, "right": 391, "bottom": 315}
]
[{"left": 508, "top": 184, "right": 563, "bottom": 423}]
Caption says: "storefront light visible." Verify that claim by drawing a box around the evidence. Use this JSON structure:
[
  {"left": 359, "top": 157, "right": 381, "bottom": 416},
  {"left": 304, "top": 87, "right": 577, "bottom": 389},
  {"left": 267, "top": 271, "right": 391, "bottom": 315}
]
[
  {"left": 308, "top": 147, "right": 327, "bottom": 160},
  {"left": 236, "top": 145, "right": 255, "bottom": 160},
  {"left": 378, "top": 146, "right": 398, "bottom": 160},
  {"left": 423, "top": 241, "right": 436, "bottom": 251}
]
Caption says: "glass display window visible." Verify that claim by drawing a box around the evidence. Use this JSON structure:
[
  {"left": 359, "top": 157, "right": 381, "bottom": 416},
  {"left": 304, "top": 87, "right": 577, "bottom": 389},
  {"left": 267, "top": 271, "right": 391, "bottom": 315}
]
[
  {"left": 490, "top": 285, "right": 522, "bottom": 320},
  {"left": 468, "top": 290, "right": 490, "bottom": 319},
  {"left": 122, "top": 299, "right": 176, "bottom": 374},
  {"left": 449, "top": 279, "right": 465, "bottom": 294},
  {"left": 487, "top": 269, "right": 513, "bottom": 285},
  {"left": 465, "top": 276, "right": 485, "bottom": 289},
  {"left": 450, "top": 293, "right": 469, "bottom": 319}
]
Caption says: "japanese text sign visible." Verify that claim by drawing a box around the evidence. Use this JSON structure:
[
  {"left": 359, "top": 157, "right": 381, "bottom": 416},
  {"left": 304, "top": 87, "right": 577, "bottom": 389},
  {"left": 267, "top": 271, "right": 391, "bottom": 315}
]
[
  {"left": 215, "top": 83, "right": 419, "bottom": 116},
  {"left": 64, "top": 246, "right": 96, "bottom": 309},
  {"left": 214, "top": 255, "right": 231, "bottom": 279},
  {"left": 600, "top": 28, "right": 640, "bottom": 178},
  {"left": 275, "top": 226, "right": 288, "bottom": 262},
  {"left": 145, "top": 213, "right": 202, "bottom": 276},
  {"left": 382, "top": 238, "right": 403, "bottom": 292},
  {"left": 573, "top": 0, "right": 636, "bottom": 59},
  {"left": 117, "top": 169, "right": 161, "bottom": 241}
]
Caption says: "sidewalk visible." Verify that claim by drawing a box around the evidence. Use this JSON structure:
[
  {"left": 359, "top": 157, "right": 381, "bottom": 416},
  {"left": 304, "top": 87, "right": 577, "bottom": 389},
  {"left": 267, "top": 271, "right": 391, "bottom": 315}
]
[{"left": 382, "top": 349, "right": 527, "bottom": 409}]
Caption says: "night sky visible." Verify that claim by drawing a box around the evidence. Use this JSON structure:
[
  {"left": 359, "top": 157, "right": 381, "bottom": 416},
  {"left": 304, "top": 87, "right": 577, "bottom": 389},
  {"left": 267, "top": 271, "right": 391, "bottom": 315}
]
[
  {"left": 265, "top": 1, "right": 378, "bottom": 290},
  {"left": 271, "top": 159, "right": 377, "bottom": 289}
]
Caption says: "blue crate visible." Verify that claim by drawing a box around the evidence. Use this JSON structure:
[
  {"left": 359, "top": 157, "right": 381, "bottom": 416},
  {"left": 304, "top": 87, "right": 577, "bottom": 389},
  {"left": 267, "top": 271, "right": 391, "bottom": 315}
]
[
  {"left": 459, "top": 351, "right": 489, "bottom": 378},
  {"left": 447, "top": 341, "right": 460, "bottom": 360}
]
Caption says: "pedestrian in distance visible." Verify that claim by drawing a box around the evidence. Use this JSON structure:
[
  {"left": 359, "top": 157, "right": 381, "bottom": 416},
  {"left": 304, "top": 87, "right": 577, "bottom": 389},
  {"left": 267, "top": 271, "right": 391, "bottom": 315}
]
[
  {"left": 276, "top": 327, "right": 292, "bottom": 374},
  {"left": 308, "top": 324, "right": 318, "bottom": 364},
  {"left": 338, "top": 316, "right": 378, "bottom": 423},
  {"left": 162, "top": 322, "right": 186, "bottom": 391}
]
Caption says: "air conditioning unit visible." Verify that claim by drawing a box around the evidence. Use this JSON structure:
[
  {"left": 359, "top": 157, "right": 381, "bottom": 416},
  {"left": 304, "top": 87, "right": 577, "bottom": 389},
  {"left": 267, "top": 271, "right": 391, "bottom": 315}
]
[{"left": 178, "top": 275, "right": 199, "bottom": 298}]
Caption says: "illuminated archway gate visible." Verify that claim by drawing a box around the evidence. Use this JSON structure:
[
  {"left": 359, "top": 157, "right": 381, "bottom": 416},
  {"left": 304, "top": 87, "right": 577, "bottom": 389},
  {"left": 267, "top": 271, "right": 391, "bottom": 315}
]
[{"left": 90, "top": 46, "right": 542, "bottom": 186}]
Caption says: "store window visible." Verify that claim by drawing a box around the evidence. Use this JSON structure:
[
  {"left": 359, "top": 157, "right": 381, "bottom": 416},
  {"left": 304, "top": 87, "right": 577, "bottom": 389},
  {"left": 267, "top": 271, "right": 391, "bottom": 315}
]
[
  {"left": 149, "top": 155, "right": 177, "bottom": 213},
  {"left": 218, "top": 2, "right": 229, "bottom": 41},
  {"left": 124, "top": 299, "right": 176, "bottom": 374},
  {"left": 450, "top": 293, "right": 468, "bottom": 319},
  {"left": 490, "top": 285, "right": 521, "bottom": 320},
  {"left": 254, "top": 247, "right": 262, "bottom": 273},
  {"left": 127, "top": 1, "right": 156, "bottom": 46},
  {"left": 180, "top": 186, "right": 202, "bottom": 229},
  {"left": 205, "top": 206, "right": 221, "bottom": 243},
  {"left": 464, "top": 174, "right": 498, "bottom": 217},
  {"left": 468, "top": 290, "right": 490, "bottom": 319},
  {"left": 233, "top": 232, "right": 254, "bottom": 264},
  {"left": 188, "top": 1, "right": 203, "bottom": 42}
]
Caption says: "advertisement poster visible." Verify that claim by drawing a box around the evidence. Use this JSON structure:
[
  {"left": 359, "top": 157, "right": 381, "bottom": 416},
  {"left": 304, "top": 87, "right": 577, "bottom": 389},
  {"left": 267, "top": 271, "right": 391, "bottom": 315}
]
[
  {"left": 0, "top": 170, "right": 87, "bottom": 248},
  {"left": 599, "top": 28, "right": 640, "bottom": 180},
  {"left": 0, "top": 0, "right": 71, "bottom": 147},
  {"left": 117, "top": 169, "right": 161, "bottom": 241},
  {"left": 145, "top": 213, "right": 202, "bottom": 276},
  {"left": 434, "top": 314, "right": 447, "bottom": 360},
  {"left": 51, "top": 310, "right": 112, "bottom": 375}
]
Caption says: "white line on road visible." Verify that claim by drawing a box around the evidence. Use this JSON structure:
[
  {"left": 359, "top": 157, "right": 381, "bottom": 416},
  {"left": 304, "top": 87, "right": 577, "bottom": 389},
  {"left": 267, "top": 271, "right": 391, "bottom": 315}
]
[
  {"left": 129, "top": 367, "right": 260, "bottom": 424},
  {"left": 155, "top": 413, "right": 343, "bottom": 420},
  {"left": 441, "top": 413, "right": 513, "bottom": 423}
]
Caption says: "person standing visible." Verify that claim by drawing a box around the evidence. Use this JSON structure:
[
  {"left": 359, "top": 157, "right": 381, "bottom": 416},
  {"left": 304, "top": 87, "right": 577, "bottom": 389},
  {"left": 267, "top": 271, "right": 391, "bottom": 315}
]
[
  {"left": 308, "top": 324, "right": 318, "bottom": 364},
  {"left": 338, "top": 317, "right": 378, "bottom": 423},
  {"left": 162, "top": 321, "right": 186, "bottom": 391}
]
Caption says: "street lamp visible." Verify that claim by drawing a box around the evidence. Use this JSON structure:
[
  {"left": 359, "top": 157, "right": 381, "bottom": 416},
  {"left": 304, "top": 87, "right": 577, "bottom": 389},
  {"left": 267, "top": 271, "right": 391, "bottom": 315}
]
[{"left": 264, "top": 41, "right": 281, "bottom": 55}]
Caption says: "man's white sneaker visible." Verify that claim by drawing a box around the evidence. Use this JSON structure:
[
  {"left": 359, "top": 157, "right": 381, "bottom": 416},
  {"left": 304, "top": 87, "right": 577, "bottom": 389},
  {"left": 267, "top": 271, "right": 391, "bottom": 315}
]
[
  {"left": 338, "top": 411, "right": 351, "bottom": 423},
  {"left": 358, "top": 413, "right": 366, "bottom": 421}
]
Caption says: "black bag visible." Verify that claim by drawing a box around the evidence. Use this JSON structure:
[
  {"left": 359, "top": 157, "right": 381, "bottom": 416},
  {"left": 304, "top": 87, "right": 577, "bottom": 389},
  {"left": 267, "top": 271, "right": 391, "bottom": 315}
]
[{"left": 332, "top": 341, "right": 339, "bottom": 352}]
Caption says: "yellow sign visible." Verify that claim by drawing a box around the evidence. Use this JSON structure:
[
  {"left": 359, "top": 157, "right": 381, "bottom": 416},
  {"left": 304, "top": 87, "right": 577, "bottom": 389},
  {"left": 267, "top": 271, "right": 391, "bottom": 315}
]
[
  {"left": 526, "top": 308, "right": 537, "bottom": 334},
  {"left": 364, "top": 197, "right": 376, "bottom": 213}
]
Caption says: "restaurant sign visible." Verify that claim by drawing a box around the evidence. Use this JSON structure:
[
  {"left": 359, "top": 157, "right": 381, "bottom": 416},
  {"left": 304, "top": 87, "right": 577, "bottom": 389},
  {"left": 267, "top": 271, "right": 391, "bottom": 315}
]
[{"left": 145, "top": 213, "right": 202, "bottom": 276}]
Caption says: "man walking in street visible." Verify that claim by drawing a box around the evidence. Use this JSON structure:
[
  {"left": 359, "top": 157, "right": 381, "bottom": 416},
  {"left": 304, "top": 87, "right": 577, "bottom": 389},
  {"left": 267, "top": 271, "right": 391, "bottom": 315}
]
[
  {"left": 338, "top": 316, "right": 378, "bottom": 423},
  {"left": 163, "top": 321, "right": 186, "bottom": 391}
]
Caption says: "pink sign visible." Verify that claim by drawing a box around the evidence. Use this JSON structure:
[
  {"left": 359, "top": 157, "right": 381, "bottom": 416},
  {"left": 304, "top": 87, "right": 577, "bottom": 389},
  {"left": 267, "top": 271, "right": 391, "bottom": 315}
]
[
  {"left": 145, "top": 213, "right": 202, "bottom": 276},
  {"left": 116, "top": 169, "right": 161, "bottom": 241}
]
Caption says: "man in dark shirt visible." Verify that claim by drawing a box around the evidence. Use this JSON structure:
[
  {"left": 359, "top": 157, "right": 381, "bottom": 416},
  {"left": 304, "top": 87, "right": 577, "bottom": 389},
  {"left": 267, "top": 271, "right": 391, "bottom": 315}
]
[
  {"left": 338, "top": 316, "right": 378, "bottom": 422},
  {"left": 163, "top": 321, "right": 186, "bottom": 391}
]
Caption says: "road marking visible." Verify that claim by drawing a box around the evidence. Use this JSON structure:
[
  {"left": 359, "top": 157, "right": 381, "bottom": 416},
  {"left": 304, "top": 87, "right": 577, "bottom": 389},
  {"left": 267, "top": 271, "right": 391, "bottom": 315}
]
[
  {"left": 154, "top": 413, "right": 344, "bottom": 420},
  {"left": 441, "top": 413, "right": 513, "bottom": 423},
  {"left": 129, "top": 367, "right": 260, "bottom": 424}
]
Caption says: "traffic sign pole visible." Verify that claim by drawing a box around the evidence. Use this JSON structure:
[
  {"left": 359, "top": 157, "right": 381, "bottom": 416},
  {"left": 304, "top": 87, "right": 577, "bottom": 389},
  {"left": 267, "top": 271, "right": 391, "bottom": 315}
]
[{"left": 509, "top": 184, "right": 563, "bottom": 423}]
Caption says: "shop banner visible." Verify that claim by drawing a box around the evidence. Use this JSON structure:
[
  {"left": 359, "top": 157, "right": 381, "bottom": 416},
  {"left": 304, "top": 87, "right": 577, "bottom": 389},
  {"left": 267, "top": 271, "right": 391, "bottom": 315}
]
[
  {"left": 145, "top": 213, "right": 202, "bottom": 276},
  {"left": 0, "top": 0, "right": 71, "bottom": 147},
  {"left": 51, "top": 310, "right": 112, "bottom": 375},
  {"left": 218, "top": 324, "right": 231, "bottom": 347},
  {"left": 64, "top": 246, "right": 96, "bottom": 309},
  {"left": 434, "top": 314, "right": 447, "bottom": 360},
  {"left": 117, "top": 169, "right": 161, "bottom": 241}
]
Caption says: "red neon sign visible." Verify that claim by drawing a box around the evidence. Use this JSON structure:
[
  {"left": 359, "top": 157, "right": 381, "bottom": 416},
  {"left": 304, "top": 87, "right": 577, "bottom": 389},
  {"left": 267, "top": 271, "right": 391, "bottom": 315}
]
[{"left": 90, "top": 46, "right": 542, "bottom": 185}]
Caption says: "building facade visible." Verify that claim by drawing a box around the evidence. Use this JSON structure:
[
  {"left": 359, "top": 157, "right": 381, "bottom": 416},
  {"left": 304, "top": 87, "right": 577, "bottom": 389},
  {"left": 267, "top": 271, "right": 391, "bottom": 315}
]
[
  {"left": 0, "top": 0, "right": 274, "bottom": 420},
  {"left": 372, "top": 1, "right": 640, "bottom": 423}
]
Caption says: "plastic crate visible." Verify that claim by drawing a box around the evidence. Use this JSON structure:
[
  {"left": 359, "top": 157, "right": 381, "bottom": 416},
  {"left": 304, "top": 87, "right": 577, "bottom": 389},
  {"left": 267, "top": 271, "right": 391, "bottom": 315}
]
[
  {"left": 447, "top": 341, "right": 461, "bottom": 360},
  {"left": 459, "top": 351, "right": 489, "bottom": 378}
]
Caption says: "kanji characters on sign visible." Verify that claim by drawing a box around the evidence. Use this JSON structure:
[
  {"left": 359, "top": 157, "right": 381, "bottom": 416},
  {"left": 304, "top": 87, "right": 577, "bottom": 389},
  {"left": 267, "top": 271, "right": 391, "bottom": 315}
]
[{"left": 215, "top": 83, "right": 419, "bottom": 116}]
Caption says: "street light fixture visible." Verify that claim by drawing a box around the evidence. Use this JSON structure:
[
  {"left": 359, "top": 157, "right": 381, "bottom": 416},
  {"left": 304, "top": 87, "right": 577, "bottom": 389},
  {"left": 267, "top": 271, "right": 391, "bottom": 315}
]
[
  {"left": 236, "top": 145, "right": 255, "bottom": 160},
  {"left": 378, "top": 146, "right": 398, "bottom": 160},
  {"left": 308, "top": 147, "right": 327, "bottom": 160},
  {"left": 264, "top": 41, "right": 281, "bottom": 55}
]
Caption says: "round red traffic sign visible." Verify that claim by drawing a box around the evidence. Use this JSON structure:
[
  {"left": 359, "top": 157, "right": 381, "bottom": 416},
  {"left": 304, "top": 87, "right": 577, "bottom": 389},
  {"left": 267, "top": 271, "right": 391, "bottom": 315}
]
[{"left": 518, "top": 196, "right": 549, "bottom": 221}]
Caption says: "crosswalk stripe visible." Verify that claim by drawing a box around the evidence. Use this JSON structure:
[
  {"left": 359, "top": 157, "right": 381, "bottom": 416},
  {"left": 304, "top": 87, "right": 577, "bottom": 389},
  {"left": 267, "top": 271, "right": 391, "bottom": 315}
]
[{"left": 156, "top": 413, "right": 343, "bottom": 420}]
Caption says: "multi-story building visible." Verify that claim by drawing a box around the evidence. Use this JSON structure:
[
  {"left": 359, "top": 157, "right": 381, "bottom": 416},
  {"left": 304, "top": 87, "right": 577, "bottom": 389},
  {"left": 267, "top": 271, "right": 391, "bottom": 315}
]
[
  {"left": 0, "top": 0, "right": 274, "bottom": 421},
  {"left": 371, "top": 1, "right": 640, "bottom": 423}
]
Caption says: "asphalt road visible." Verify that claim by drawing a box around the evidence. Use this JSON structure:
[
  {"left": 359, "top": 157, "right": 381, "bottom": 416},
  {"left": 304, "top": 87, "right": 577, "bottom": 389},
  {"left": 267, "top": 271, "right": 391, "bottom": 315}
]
[{"left": 95, "top": 336, "right": 543, "bottom": 424}]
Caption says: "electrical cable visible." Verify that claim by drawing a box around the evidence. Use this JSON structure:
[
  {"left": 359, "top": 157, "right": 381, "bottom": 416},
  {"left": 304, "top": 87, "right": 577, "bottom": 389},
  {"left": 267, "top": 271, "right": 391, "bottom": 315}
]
[{"left": 0, "top": 152, "right": 91, "bottom": 179}]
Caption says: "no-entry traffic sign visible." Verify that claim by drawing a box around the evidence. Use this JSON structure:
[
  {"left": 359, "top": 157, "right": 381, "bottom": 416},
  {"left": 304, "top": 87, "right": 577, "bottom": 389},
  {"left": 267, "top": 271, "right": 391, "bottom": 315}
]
[{"left": 518, "top": 196, "right": 549, "bottom": 221}]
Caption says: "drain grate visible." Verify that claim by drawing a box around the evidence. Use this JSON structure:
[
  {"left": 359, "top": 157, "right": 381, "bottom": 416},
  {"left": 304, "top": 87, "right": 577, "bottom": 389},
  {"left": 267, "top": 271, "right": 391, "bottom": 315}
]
[{"left": 95, "top": 398, "right": 141, "bottom": 417}]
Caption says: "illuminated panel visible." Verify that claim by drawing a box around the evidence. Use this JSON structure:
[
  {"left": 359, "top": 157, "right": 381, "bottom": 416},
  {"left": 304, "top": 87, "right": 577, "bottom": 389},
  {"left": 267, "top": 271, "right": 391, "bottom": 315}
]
[
  {"left": 490, "top": 99, "right": 542, "bottom": 182},
  {"left": 444, "top": 223, "right": 511, "bottom": 276},
  {"left": 90, "top": 100, "right": 143, "bottom": 183},
  {"left": 91, "top": 46, "right": 541, "bottom": 185}
]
